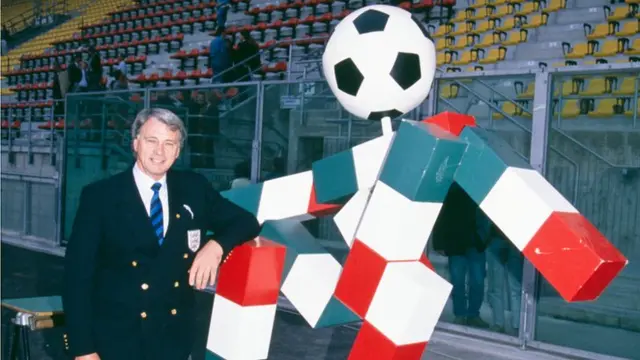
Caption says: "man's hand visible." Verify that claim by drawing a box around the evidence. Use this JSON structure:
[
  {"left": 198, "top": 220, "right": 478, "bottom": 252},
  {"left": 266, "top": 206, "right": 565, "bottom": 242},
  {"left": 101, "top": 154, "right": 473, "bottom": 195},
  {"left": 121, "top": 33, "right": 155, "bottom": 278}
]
[
  {"left": 189, "top": 240, "right": 224, "bottom": 290},
  {"left": 76, "top": 353, "right": 100, "bottom": 360}
]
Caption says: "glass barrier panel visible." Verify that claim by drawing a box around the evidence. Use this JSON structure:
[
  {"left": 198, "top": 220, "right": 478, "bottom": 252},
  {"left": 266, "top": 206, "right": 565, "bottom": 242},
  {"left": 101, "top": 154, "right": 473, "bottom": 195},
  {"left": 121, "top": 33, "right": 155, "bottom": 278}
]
[
  {"left": 62, "top": 90, "right": 147, "bottom": 243},
  {"left": 149, "top": 83, "right": 259, "bottom": 192},
  {"left": 429, "top": 74, "right": 535, "bottom": 337},
  {"left": 534, "top": 70, "right": 640, "bottom": 359}
]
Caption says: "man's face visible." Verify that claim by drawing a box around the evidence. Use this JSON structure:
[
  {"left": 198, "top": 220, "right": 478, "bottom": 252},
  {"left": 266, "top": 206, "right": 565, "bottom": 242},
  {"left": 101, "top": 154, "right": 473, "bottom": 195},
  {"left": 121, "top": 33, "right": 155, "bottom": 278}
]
[{"left": 133, "top": 117, "right": 181, "bottom": 180}]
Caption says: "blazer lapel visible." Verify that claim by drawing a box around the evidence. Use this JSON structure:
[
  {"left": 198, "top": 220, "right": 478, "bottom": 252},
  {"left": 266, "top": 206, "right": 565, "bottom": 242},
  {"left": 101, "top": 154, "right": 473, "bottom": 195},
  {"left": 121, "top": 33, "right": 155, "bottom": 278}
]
[{"left": 118, "top": 167, "right": 160, "bottom": 252}]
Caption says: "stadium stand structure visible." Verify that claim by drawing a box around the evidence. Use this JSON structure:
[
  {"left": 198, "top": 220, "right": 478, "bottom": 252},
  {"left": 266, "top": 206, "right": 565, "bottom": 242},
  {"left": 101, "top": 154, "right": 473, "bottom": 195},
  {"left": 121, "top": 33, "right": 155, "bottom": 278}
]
[{"left": 0, "top": 0, "right": 638, "bottom": 143}]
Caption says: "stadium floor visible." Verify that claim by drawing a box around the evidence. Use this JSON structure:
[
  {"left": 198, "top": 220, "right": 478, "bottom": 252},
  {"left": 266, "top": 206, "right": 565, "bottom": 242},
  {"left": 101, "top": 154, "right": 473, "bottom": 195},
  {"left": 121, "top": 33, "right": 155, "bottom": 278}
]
[{"left": 1, "top": 243, "right": 579, "bottom": 360}]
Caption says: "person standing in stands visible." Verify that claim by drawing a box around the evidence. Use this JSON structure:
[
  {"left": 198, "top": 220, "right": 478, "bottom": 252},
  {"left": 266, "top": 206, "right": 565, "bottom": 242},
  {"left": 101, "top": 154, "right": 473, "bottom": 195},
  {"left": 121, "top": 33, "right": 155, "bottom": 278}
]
[
  {"left": 209, "top": 27, "right": 231, "bottom": 84},
  {"left": 187, "top": 91, "right": 219, "bottom": 169},
  {"left": 87, "top": 46, "right": 103, "bottom": 91},
  {"left": 215, "top": 0, "right": 230, "bottom": 30},
  {"left": 432, "top": 183, "right": 490, "bottom": 329},
  {"left": 486, "top": 221, "right": 523, "bottom": 335},
  {"left": 232, "top": 30, "right": 261, "bottom": 81},
  {"left": 62, "top": 108, "right": 261, "bottom": 360}
]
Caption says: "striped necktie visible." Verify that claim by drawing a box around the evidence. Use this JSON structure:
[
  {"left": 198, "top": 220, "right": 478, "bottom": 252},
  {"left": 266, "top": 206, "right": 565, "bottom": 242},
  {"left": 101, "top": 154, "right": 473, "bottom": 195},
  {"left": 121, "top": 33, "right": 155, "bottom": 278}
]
[{"left": 150, "top": 182, "right": 164, "bottom": 246}]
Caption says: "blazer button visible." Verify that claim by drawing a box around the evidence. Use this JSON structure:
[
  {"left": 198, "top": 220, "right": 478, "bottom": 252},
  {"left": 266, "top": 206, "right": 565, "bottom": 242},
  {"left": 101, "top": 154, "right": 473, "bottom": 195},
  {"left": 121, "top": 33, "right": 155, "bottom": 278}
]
[
  {"left": 132, "top": 261, "right": 138, "bottom": 267},
  {"left": 140, "top": 312, "right": 147, "bottom": 319},
  {"left": 170, "top": 309, "right": 177, "bottom": 315},
  {"left": 183, "top": 253, "right": 189, "bottom": 259},
  {"left": 141, "top": 283, "right": 149, "bottom": 290},
  {"left": 174, "top": 281, "right": 179, "bottom": 288}
]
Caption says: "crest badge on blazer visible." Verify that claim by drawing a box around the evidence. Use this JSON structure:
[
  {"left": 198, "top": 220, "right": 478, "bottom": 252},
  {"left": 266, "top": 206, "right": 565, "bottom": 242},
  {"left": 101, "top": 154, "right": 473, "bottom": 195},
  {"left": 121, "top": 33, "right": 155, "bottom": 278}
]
[{"left": 187, "top": 229, "right": 201, "bottom": 252}]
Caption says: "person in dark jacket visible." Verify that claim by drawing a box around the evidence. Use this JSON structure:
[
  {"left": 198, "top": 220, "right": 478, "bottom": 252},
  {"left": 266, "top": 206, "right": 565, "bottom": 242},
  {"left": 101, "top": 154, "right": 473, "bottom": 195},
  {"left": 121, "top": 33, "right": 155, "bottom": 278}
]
[
  {"left": 62, "top": 108, "right": 261, "bottom": 360},
  {"left": 432, "top": 182, "right": 490, "bottom": 328}
]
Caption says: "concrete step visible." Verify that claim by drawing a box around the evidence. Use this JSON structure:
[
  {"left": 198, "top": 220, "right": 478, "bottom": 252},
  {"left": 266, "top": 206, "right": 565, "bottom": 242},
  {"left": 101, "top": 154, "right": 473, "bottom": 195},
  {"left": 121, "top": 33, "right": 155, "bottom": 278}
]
[{"left": 536, "top": 23, "right": 587, "bottom": 42}]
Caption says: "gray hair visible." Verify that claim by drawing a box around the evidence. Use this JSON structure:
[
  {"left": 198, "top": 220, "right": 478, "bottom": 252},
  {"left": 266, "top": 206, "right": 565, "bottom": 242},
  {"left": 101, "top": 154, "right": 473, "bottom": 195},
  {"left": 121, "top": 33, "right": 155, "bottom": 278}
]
[{"left": 131, "top": 108, "right": 187, "bottom": 148}]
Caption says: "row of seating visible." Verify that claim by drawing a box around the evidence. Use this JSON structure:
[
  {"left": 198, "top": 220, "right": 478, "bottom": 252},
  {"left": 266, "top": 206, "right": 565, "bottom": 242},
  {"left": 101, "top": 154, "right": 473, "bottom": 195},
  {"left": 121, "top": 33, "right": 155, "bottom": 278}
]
[{"left": 487, "top": 97, "right": 640, "bottom": 120}]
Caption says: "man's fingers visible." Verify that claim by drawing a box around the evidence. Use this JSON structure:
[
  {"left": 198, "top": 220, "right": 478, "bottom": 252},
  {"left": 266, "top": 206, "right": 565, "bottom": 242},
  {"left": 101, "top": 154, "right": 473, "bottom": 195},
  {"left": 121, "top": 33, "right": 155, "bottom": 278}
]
[
  {"left": 189, "top": 263, "right": 198, "bottom": 286},
  {"left": 196, "top": 266, "right": 208, "bottom": 289}
]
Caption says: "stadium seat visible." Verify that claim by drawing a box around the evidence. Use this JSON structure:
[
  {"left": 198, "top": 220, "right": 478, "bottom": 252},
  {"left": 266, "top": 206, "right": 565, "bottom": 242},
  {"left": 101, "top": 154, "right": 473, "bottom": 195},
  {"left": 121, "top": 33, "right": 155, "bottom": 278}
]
[
  {"left": 585, "top": 22, "right": 614, "bottom": 40},
  {"left": 563, "top": 41, "right": 594, "bottom": 59},
  {"left": 589, "top": 98, "right": 623, "bottom": 117},
  {"left": 544, "top": 0, "right": 567, "bottom": 12},
  {"left": 605, "top": 5, "right": 635, "bottom": 21},
  {"left": 616, "top": 20, "right": 639, "bottom": 36},
  {"left": 478, "top": 46, "right": 507, "bottom": 64},
  {"left": 521, "top": 12, "right": 549, "bottom": 29},
  {"left": 613, "top": 77, "right": 639, "bottom": 95},
  {"left": 624, "top": 98, "right": 639, "bottom": 116},
  {"left": 494, "top": 16, "right": 517, "bottom": 31},
  {"left": 625, "top": 38, "right": 640, "bottom": 55},
  {"left": 580, "top": 77, "right": 609, "bottom": 96},
  {"left": 514, "top": 1, "right": 539, "bottom": 16},
  {"left": 559, "top": 99, "right": 581, "bottom": 118},
  {"left": 502, "top": 29, "right": 528, "bottom": 45},
  {"left": 593, "top": 39, "right": 623, "bottom": 57}
]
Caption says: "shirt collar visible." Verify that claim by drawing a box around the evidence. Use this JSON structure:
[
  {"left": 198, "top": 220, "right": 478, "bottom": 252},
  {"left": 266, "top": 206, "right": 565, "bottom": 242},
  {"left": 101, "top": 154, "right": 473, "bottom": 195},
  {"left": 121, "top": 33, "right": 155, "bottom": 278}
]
[{"left": 133, "top": 163, "right": 167, "bottom": 191}]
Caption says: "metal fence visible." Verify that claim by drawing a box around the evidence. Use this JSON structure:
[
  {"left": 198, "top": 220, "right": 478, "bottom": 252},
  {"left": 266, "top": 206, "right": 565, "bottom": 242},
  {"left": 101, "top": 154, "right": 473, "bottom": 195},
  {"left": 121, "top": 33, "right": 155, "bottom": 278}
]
[{"left": 1, "top": 62, "right": 639, "bottom": 359}]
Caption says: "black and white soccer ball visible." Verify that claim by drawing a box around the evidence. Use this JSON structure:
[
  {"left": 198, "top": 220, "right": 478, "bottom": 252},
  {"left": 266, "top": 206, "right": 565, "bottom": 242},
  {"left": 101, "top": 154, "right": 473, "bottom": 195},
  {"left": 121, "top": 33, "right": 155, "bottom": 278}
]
[{"left": 322, "top": 5, "right": 436, "bottom": 121}]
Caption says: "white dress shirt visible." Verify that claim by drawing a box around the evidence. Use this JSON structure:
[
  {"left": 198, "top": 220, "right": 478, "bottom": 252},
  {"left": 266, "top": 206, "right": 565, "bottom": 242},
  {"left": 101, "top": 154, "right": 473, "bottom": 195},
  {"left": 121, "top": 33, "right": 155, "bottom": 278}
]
[{"left": 133, "top": 164, "right": 169, "bottom": 236}]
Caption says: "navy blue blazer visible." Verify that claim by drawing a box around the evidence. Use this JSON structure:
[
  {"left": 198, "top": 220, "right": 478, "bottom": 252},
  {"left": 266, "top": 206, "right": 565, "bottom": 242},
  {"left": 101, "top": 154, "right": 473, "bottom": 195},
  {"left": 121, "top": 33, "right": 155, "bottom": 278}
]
[{"left": 62, "top": 167, "right": 261, "bottom": 360}]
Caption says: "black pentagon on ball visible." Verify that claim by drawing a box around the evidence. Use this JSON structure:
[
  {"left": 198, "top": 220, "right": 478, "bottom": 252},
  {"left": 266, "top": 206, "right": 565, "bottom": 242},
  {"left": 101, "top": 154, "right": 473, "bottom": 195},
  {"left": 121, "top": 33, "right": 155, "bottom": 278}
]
[
  {"left": 353, "top": 9, "right": 389, "bottom": 34},
  {"left": 411, "top": 16, "right": 433, "bottom": 40},
  {"left": 390, "top": 52, "right": 422, "bottom": 90},
  {"left": 334, "top": 58, "right": 364, "bottom": 96},
  {"left": 368, "top": 109, "right": 404, "bottom": 121}
]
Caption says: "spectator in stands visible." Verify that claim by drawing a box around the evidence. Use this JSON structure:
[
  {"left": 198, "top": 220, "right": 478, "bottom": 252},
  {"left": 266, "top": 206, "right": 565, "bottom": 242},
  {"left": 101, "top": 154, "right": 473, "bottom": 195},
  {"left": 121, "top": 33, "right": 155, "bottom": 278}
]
[
  {"left": 216, "top": 0, "right": 231, "bottom": 30},
  {"left": 110, "top": 70, "right": 129, "bottom": 90},
  {"left": 209, "top": 27, "right": 231, "bottom": 83},
  {"left": 187, "top": 91, "right": 219, "bottom": 169},
  {"left": 51, "top": 61, "right": 64, "bottom": 118},
  {"left": 67, "top": 53, "right": 84, "bottom": 93},
  {"left": 1, "top": 25, "right": 10, "bottom": 55},
  {"left": 87, "top": 46, "right": 103, "bottom": 91},
  {"left": 263, "top": 156, "right": 286, "bottom": 180},
  {"left": 230, "top": 159, "right": 251, "bottom": 189},
  {"left": 115, "top": 55, "right": 127, "bottom": 75},
  {"left": 432, "top": 183, "right": 490, "bottom": 329},
  {"left": 232, "top": 30, "right": 261, "bottom": 81},
  {"left": 486, "top": 224, "right": 523, "bottom": 335}
]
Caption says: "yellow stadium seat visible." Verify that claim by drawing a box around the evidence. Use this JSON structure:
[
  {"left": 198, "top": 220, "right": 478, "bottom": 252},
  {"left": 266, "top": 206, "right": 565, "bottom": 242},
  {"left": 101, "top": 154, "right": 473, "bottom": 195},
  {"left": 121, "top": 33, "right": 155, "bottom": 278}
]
[
  {"left": 495, "top": 17, "right": 517, "bottom": 31},
  {"left": 440, "top": 83, "right": 460, "bottom": 98},
  {"left": 452, "top": 50, "right": 476, "bottom": 65},
  {"left": 560, "top": 100, "right": 581, "bottom": 118},
  {"left": 437, "top": 52, "right": 452, "bottom": 66},
  {"left": 616, "top": 20, "right": 639, "bottom": 36},
  {"left": 564, "top": 42, "right": 593, "bottom": 59},
  {"left": 449, "top": 22, "right": 472, "bottom": 36},
  {"left": 606, "top": 5, "right": 634, "bottom": 21},
  {"left": 589, "top": 99, "right": 620, "bottom": 117},
  {"left": 626, "top": 0, "right": 640, "bottom": 4},
  {"left": 476, "top": 32, "right": 500, "bottom": 48},
  {"left": 554, "top": 79, "right": 580, "bottom": 96},
  {"left": 545, "top": 0, "right": 567, "bottom": 12},
  {"left": 623, "top": 98, "right": 639, "bottom": 116},
  {"left": 490, "top": 4, "right": 514, "bottom": 19},
  {"left": 449, "top": 35, "right": 474, "bottom": 50},
  {"left": 502, "top": 29, "right": 528, "bottom": 45},
  {"left": 478, "top": 47, "right": 507, "bottom": 64},
  {"left": 517, "top": 83, "right": 535, "bottom": 99},
  {"left": 469, "top": 7, "right": 491, "bottom": 20},
  {"left": 514, "top": 1, "right": 539, "bottom": 16},
  {"left": 452, "top": 9, "right": 468, "bottom": 23},
  {"left": 492, "top": 0, "right": 509, "bottom": 5},
  {"left": 581, "top": 78, "right": 609, "bottom": 96},
  {"left": 585, "top": 23, "right": 613, "bottom": 40},
  {"left": 522, "top": 12, "right": 549, "bottom": 29},
  {"left": 436, "top": 38, "right": 448, "bottom": 51},
  {"left": 469, "top": 19, "right": 495, "bottom": 34},
  {"left": 613, "top": 77, "right": 639, "bottom": 95},
  {"left": 593, "top": 39, "right": 622, "bottom": 57},
  {"left": 625, "top": 38, "right": 640, "bottom": 54}
]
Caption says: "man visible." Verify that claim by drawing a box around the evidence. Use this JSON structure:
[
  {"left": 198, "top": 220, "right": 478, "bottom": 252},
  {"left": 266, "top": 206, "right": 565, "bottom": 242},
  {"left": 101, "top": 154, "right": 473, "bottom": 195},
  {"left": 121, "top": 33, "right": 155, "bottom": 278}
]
[
  {"left": 209, "top": 27, "right": 231, "bottom": 84},
  {"left": 62, "top": 108, "right": 261, "bottom": 360},
  {"left": 432, "top": 182, "right": 490, "bottom": 328}
]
